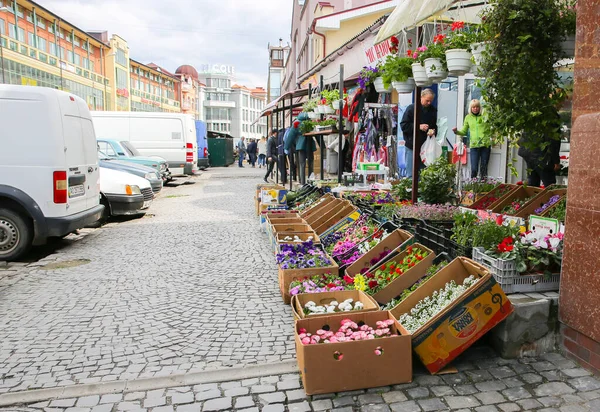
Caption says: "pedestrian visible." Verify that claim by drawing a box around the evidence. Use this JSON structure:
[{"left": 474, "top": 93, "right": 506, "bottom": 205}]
[
  {"left": 257, "top": 137, "right": 267, "bottom": 168},
  {"left": 264, "top": 130, "right": 279, "bottom": 183},
  {"left": 400, "top": 88, "right": 438, "bottom": 179},
  {"left": 452, "top": 99, "right": 491, "bottom": 178},
  {"left": 518, "top": 108, "right": 562, "bottom": 187},
  {"left": 277, "top": 128, "right": 288, "bottom": 184},
  {"left": 247, "top": 138, "right": 257, "bottom": 168},
  {"left": 236, "top": 137, "right": 246, "bottom": 167}
]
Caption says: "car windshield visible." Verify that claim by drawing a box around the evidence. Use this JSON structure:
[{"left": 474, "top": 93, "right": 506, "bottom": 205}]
[
  {"left": 97, "top": 150, "right": 112, "bottom": 160},
  {"left": 121, "top": 141, "right": 141, "bottom": 157}
]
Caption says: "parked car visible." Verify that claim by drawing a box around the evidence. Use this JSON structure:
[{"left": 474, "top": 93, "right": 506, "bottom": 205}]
[
  {"left": 98, "top": 151, "right": 163, "bottom": 194},
  {"left": 195, "top": 120, "right": 209, "bottom": 169},
  {"left": 0, "top": 86, "right": 104, "bottom": 261},
  {"left": 97, "top": 138, "right": 171, "bottom": 181},
  {"left": 99, "top": 167, "right": 153, "bottom": 220},
  {"left": 91, "top": 112, "right": 198, "bottom": 176}
]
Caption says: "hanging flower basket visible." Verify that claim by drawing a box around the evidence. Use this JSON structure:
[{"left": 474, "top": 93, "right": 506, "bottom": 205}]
[
  {"left": 308, "top": 111, "right": 320, "bottom": 120},
  {"left": 316, "top": 105, "right": 326, "bottom": 114},
  {"left": 445, "top": 49, "right": 472, "bottom": 76},
  {"left": 392, "top": 79, "right": 415, "bottom": 94},
  {"left": 331, "top": 99, "right": 345, "bottom": 110},
  {"left": 411, "top": 63, "right": 433, "bottom": 87},
  {"left": 373, "top": 77, "right": 392, "bottom": 93},
  {"left": 424, "top": 58, "right": 448, "bottom": 81},
  {"left": 471, "top": 42, "right": 489, "bottom": 66},
  {"left": 322, "top": 105, "right": 335, "bottom": 115}
]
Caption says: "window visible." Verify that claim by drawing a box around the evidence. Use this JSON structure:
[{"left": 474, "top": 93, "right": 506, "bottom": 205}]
[
  {"left": 0, "top": 18, "right": 4, "bottom": 35},
  {"left": 37, "top": 18, "right": 46, "bottom": 30},
  {"left": 98, "top": 141, "right": 117, "bottom": 157},
  {"left": 116, "top": 67, "right": 128, "bottom": 90},
  {"left": 16, "top": 5, "right": 23, "bottom": 18},
  {"left": 38, "top": 52, "right": 47, "bottom": 63},
  {"left": 17, "top": 27, "right": 24, "bottom": 43},
  {"left": 67, "top": 50, "right": 73, "bottom": 63},
  {"left": 37, "top": 36, "right": 46, "bottom": 52},
  {"left": 74, "top": 53, "right": 80, "bottom": 66},
  {"left": 28, "top": 32, "right": 34, "bottom": 47},
  {"left": 115, "top": 48, "right": 127, "bottom": 66},
  {"left": 8, "top": 23, "right": 15, "bottom": 39},
  {"left": 26, "top": 10, "right": 32, "bottom": 23},
  {"left": 74, "top": 37, "right": 80, "bottom": 47},
  {"left": 49, "top": 42, "right": 57, "bottom": 56}
]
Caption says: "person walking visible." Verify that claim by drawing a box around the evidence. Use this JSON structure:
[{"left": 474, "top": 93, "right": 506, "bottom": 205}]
[
  {"left": 247, "top": 139, "right": 257, "bottom": 168},
  {"left": 400, "top": 88, "right": 438, "bottom": 179},
  {"left": 264, "top": 130, "right": 279, "bottom": 183},
  {"left": 452, "top": 99, "right": 492, "bottom": 178},
  {"left": 257, "top": 137, "right": 267, "bottom": 168},
  {"left": 236, "top": 137, "right": 246, "bottom": 167},
  {"left": 277, "top": 128, "right": 288, "bottom": 185}
]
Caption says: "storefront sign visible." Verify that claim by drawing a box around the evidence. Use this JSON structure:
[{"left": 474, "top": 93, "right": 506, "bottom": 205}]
[
  {"left": 116, "top": 88, "right": 130, "bottom": 98},
  {"left": 364, "top": 39, "right": 393, "bottom": 66},
  {"left": 200, "top": 64, "right": 235, "bottom": 75},
  {"left": 141, "top": 98, "right": 160, "bottom": 107}
]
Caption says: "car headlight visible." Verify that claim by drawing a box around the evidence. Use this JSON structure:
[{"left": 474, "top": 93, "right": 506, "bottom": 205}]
[
  {"left": 144, "top": 172, "right": 156, "bottom": 180},
  {"left": 125, "top": 185, "right": 142, "bottom": 195}
]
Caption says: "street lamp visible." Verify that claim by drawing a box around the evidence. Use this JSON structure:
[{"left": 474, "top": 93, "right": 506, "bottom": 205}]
[{"left": 0, "top": 6, "right": 11, "bottom": 84}]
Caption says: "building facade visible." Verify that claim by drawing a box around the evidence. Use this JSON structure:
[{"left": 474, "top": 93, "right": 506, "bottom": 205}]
[
  {"left": 199, "top": 70, "right": 235, "bottom": 135},
  {"left": 267, "top": 39, "right": 290, "bottom": 103},
  {"left": 175, "top": 64, "right": 203, "bottom": 120},
  {"left": 0, "top": 0, "right": 110, "bottom": 110},
  {"left": 230, "top": 85, "right": 267, "bottom": 141},
  {"left": 129, "top": 60, "right": 180, "bottom": 113}
]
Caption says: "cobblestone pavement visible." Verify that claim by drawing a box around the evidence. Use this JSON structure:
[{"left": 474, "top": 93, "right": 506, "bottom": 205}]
[
  {"left": 3, "top": 347, "right": 600, "bottom": 411},
  {"left": 0, "top": 166, "right": 295, "bottom": 393}
]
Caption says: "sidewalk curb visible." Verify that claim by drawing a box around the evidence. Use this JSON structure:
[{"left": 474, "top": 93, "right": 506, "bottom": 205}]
[{"left": 0, "top": 360, "right": 299, "bottom": 407}]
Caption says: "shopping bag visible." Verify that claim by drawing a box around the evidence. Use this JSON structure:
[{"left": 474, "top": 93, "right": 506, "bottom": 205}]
[
  {"left": 397, "top": 106, "right": 407, "bottom": 175},
  {"left": 420, "top": 136, "right": 441, "bottom": 166}
]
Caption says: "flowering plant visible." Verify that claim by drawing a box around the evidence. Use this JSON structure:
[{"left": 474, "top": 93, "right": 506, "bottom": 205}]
[
  {"left": 325, "top": 216, "right": 379, "bottom": 256},
  {"left": 289, "top": 273, "right": 348, "bottom": 296},
  {"left": 462, "top": 176, "right": 500, "bottom": 194},
  {"left": 417, "top": 35, "right": 448, "bottom": 68},
  {"left": 279, "top": 234, "right": 315, "bottom": 243},
  {"left": 276, "top": 241, "right": 333, "bottom": 269},
  {"left": 501, "top": 195, "right": 535, "bottom": 215},
  {"left": 298, "top": 318, "right": 396, "bottom": 345},
  {"left": 446, "top": 21, "right": 480, "bottom": 50},
  {"left": 339, "top": 229, "right": 390, "bottom": 267},
  {"left": 559, "top": 0, "right": 577, "bottom": 35},
  {"left": 398, "top": 275, "right": 480, "bottom": 333},
  {"left": 381, "top": 55, "right": 415, "bottom": 88},
  {"left": 396, "top": 204, "right": 458, "bottom": 221},
  {"left": 534, "top": 195, "right": 562, "bottom": 215},
  {"left": 345, "top": 246, "right": 430, "bottom": 294},
  {"left": 381, "top": 260, "right": 449, "bottom": 310},
  {"left": 358, "top": 66, "right": 381, "bottom": 89},
  {"left": 546, "top": 197, "right": 567, "bottom": 221},
  {"left": 391, "top": 178, "right": 412, "bottom": 201},
  {"left": 471, "top": 184, "right": 514, "bottom": 210},
  {"left": 302, "top": 298, "right": 365, "bottom": 316}
]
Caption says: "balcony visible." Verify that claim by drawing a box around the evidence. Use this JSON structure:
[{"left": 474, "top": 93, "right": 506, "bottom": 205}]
[
  {"left": 204, "top": 100, "right": 236, "bottom": 108},
  {"left": 182, "top": 83, "right": 193, "bottom": 93}
]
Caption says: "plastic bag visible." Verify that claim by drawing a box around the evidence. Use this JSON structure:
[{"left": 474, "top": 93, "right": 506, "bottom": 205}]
[
  {"left": 397, "top": 106, "right": 407, "bottom": 175},
  {"left": 420, "top": 135, "right": 442, "bottom": 166}
]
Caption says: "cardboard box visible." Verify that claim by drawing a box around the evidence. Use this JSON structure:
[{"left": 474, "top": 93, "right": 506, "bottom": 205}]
[
  {"left": 301, "top": 195, "right": 336, "bottom": 219},
  {"left": 313, "top": 204, "right": 358, "bottom": 236},
  {"left": 259, "top": 207, "right": 291, "bottom": 231},
  {"left": 278, "top": 258, "right": 339, "bottom": 304},
  {"left": 295, "top": 311, "right": 412, "bottom": 395},
  {"left": 272, "top": 223, "right": 314, "bottom": 235},
  {"left": 256, "top": 184, "right": 284, "bottom": 200},
  {"left": 320, "top": 211, "right": 362, "bottom": 239},
  {"left": 276, "top": 232, "right": 321, "bottom": 253},
  {"left": 514, "top": 188, "right": 568, "bottom": 218},
  {"left": 291, "top": 290, "right": 380, "bottom": 320},
  {"left": 267, "top": 217, "right": 308, "bottom": 241},
  {"left": 468, "top": 184, "right": 519, "bottom": 210},
  {"left": 255, "top": 197, "right": 260, "bottom": 216},
  {"left": 304, "top": 200, "right": 343, "bottom": 226},
  {"left": 390, "top": 257, "right": 513, "bottom": 374},
  {"left": 261, "top": 188, "right": 288, "bottom": 205},
  {"left": 346, "top": 229, "right": 414, "bottom": 277},
  {"left": 490, "top": 186, "right": 544, "bottom": 213},
  {"left": 367, "top": 243, "right": 436, "bottom": 305}
]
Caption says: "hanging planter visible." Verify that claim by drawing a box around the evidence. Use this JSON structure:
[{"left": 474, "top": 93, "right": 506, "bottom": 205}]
[
  {"left": 322, "top": 105, "right": 335, "bottom": 115},
  {"left": 330, "top": 99, "right": 345, "bottom": 110},
  {"left": 411, "top": 63, "right": 433, "bottom": 87},
  {"left": 471, "top": 42, "right": 489, "bottom": 66},
  {"left": 424, "top": 58, "right": 448, "bottom": 81},
  {"left": 316, "top": 105, "right": 326, "bottom": 114},
  {"left": 308, "top": 111, "right": 320, "bottom": 120},
  {"left": 392, "top": 79, "right": 415, "bottom": 94},
  {"left": 445, "top": 49, "right": 472, "bottom": 76},
  {"left": 373, "top": 77, "right": 392, "bottom": 93}
]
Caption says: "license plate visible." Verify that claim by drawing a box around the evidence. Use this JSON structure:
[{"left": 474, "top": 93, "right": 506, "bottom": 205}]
[
  {"left": 69, "top": 184, "right": 85, "bottom": 198},
  {"left": 142, "top": 200, "right": 151, "bottom": 209}
]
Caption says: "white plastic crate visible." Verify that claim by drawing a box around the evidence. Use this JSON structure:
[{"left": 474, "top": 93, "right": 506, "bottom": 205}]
[{"left": 472, "top": 247, "right": 560, "bottom": 294}]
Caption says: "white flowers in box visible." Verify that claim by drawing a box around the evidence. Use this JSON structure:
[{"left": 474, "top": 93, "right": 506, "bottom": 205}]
[
  {"left": 303, "top": 299, "right": 364, "bottom": 316},
  {"left": 282, "top": 235, "right": 314, "bottom": 243},
  {"left": 398, "top": 276, "right": 479, "bottom": 333}
]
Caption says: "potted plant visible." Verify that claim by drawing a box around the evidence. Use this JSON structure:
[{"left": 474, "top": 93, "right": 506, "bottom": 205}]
[
  {"left": 410, "top": 47, "right": 433, "bottom": 87},
  {"left": 321, "top": 90, "right": 343, "bottom": 114},
  {"left": 381, "top": 53, "right": 415, "bottom": 94},
  {"left": 445, "top": 21, "right": 475, "bottom": 76},
  {"left": 420, "top": 35, "right": 448, "bottom": 81},
  {"left": 359, "top": 66, "right": 384, "bottom": 92},
  {"left": 374, "top": 35, "right": 401, "bottom": 93},
  {"left": 303, "top": 97, "right": 320, "bottom": 119}
]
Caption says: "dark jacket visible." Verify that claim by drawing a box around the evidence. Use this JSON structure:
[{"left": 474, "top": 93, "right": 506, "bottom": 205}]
[
  {"left": 247, "top": 141, "right": 257, "bottom": 155},
  {"left": 400, "top": 104, "right": 438, "bottom": 150},
  {"left": 266, "top": 135, "right": 278, "bottom": 158},
  {"left": 517, "top": 112, "right": 562, "bottom": 169},
  {"left": 277, "top": 129, "right": 286, "bottom": 155}
]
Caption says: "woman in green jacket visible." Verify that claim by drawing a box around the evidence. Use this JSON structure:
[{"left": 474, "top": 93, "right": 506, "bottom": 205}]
[{"left": 452, "top": 99, "right": 492, "bottom": 178}]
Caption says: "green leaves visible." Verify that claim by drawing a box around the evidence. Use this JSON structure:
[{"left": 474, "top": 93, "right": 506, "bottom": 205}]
[
  {"left": 381, "top": 56, "right": 414, "bottom": 88},
  {"left": 419, "top": 156, "right": 456, "bottom": 205}
]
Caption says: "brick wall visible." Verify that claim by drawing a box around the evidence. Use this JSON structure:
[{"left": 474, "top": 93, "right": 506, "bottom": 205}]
[{"left": 562, "top": 323, "right": 600, "bottom": 375}]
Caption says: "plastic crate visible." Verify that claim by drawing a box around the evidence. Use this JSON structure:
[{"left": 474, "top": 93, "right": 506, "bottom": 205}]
[
  {"left": 414, "top": 220, "right": 472, "bottom": 260},
  {"left": 472, "top": 247, "right": 560, "bottom": 294}
]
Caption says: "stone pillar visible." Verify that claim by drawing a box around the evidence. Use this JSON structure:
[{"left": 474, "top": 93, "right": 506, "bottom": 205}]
[{"left": 559, "top": 0, "right": 600, "bottom": 374}]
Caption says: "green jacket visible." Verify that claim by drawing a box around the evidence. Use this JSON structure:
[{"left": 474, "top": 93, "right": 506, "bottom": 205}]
[{"left": 456, "top": 113, "right": 490, "bottom": 149}]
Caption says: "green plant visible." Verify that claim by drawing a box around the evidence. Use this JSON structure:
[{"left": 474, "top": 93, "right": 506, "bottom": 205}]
[
  {"left": 418, "top": 35, "right": 448, "bottom": 70},
  {"left": 462, "top": 177, "right": 500, "bottom": 194},
  {"left": 391, "top": 178, "right": 412, "bottom": 201},
  {"left": 299, "top": 120, "right": 314, "bottom": 135},
  {"left": 358, "top": 66, "right": 381, "bottom": 89},
  {"left": 381, "top": 55, "right": 414, "bottom": 88},
  {"left": 480, "top": 0, "right": 566, "bottom": 162},
  {"left": 419, "top": 156, "right": 456, "bottom": 204},
  {"left": 315, "top": 119, "right": 337, "bottom": 128},
  {"left": 546, "top": 196, "right": 567, "bottom": 221},
  {"left": 451, "top": 211, "right": 479, "bottom": 247},
  {"left": 472, "top": 219, "right": 519, "bottom": 250},
  {"left": 302, "top": 98, "right": 318, "bottom": 112},
  {"left": 446, "top": 21, "right": 480, "bottom": 50},
  {"left": 559, "top": 0, "right": 577, "bottom": 35},
  {"left": 320, "top": 89, "right": 346, "bottom": 105}
]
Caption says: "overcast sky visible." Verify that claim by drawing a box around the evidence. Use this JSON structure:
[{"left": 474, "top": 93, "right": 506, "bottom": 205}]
[{"left": 43, "top": 0, "right": 293, "bottom": 88}]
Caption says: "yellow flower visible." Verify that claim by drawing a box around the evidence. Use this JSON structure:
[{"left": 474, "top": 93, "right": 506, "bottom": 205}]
[{"left": 353, "top": 274, "right": 367, "bottom": 291}]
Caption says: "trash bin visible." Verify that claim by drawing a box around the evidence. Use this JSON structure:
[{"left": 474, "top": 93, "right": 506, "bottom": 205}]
[{"left": 207, "top": 138, "right": 234, "bottom": 167}]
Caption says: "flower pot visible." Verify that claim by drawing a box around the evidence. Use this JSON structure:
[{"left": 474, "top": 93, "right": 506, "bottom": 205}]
[
  {"left": 411, "top": 63, "right": 433, "bottom": 87},
  {"left": 331, "top": 99, "right": 345, "bottom": 110},
  {"left": 322, "top": 105, "right": 335, "bottom": 114},
  {"left": 308, "top": 111, "right": 319, "bottom": 120},
  {"left": 316, "top": 105, "right": 326, "bottom": 114},
  {"left": 471, "top": 42, "right": 489, "bottom": 66},
  {"left": 445, "top": 49, "right": 472, "bottom": 76},
  {"left": 423, "top": 58, "right": 448, "bottom": 81},
  {"left": 392, "top": 79, "right": 415, "bottom": 94},
  {"left": 373, "top": 77, "right": 392, "bottom": 93}
]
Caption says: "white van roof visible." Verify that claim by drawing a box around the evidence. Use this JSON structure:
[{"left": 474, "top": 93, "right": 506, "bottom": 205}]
[
  {"left": 91, "top": 111, "right": 194, "bottom": 121},
  {"left": 0, "top": 85, "right": 90, "bottom": 118}
]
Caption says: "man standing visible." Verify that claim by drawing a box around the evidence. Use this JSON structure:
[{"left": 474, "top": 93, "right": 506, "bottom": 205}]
[
  {"left": 236, "top": 137, "right": 246, "bottom": 168},
  {"left": 400, "top": 88, "right": 438, "bottom": 178},
  {"left": 247, "top": 138, "right": 257, "bottom": 168},
  {"left": 264, "top": 129, "right": 279, "bottom": 183},
  {"left": 277, "top": 128, "right": 287, "bottom": 185}
]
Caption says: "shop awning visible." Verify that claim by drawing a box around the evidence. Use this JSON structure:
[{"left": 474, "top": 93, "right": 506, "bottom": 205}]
[
  {"left": 251, "top": 89, "right": 310, "bottom": 126},
  {"left": 375, "top": 0, "right": 485, "bottom": 44}
]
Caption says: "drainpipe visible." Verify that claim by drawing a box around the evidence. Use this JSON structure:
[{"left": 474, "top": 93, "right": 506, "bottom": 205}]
[{"left": 311, "top": 20, "right": 326, "bottom": 62}]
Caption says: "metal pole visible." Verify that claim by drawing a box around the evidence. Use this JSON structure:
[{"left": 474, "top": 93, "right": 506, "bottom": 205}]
[
  {"left": 0, "top": 37, "right": 5, "bottom": 84},
  {"left": 289, "top": 94, "right": 293, "bottom": 191},
  {"left": 411, "top": 26, "right": 424, "bottom": 204},
  {"left": 319, "top": 75, "right": 325, "bottom": 180},
  {"left": 338, "top": 65, "right": 344, "bottom": 183}
]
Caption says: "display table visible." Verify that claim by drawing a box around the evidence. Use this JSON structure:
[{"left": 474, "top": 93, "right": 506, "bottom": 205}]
[
  {"left": 353, "top": 167, "right": 389, "bottom": 184},
  {"left": 303, "top": 129, "right": 351, "bottom": 181}
]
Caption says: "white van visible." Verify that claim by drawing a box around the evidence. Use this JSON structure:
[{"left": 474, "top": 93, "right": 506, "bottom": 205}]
[
  {"left": 91, "top": 112, "right": 198, "bottom": 176},
  {"left": 0, "top": 86, "right": 104, "bottom": 261}
]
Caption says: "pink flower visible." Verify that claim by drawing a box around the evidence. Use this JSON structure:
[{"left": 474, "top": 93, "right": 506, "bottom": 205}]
[
  {"left": 374, "top": 349, "right": 382, "bottom": 356},
  {"left": 418, "top": 46, "right": 427, "bottom": 52},
  {"left": 360, "top": 325, "right": 370, "bottom": 331},
  {"left": 301, "top": 337, "right": 310, "bottom": 345},
  {"left": 375, "top": 329, "right": 384, "bottom": 336},
  {"left": 312, "top": 336, "right": 321, "bottom": 343},
  {"left": 329, "top": 337, "right": 338, "bottom": 343},
  {"left": 299, "top": 328, "right": 307, "bottom": 334},
  {"left": 316, "top": 329, "right": 326, "bottom": 336},
  {"left": 298, "top": 333, "right": 306, "bottom": 339},
  {"left": 367, "top": 334, "right": 375, "bottom": 339}
]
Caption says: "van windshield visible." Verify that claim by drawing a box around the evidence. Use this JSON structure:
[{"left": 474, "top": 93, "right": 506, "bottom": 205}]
[{"left": 121, "top": 141, "right": 141, "bottom": 157}]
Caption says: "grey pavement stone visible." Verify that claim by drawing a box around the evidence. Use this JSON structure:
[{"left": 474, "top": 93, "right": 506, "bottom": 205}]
[
  {"left": 406, "top": 387, "right": 430, "bottom": 399},
  {"left": 223, "top": 386, "right": 248, "bottom": 397},
  {"left": 76, "top": 396, "right": 99, "bottom": 408},
  {"left": 65, "top": 408, "right": 92, "bottom": 412},
  {"left": 90, "top": 405, "right": 113, "bottom": 412},
  {"left": 171, "top": 392, "right": 195, "bottom": 405},
  {"left": 176, "top": 404, "right": 202, "bottom": 412},
  {"left": 414, "top": 375, "right": 444, "bottom": 386},
  {"left": 569, "top": 376, "right": 600, "bottom": 392},
  {"left": 124, "top": 392, "right": 145, "bottom": 401},
  {"left": 539, "top": 396, "right": 563, "bottom": 407},
  {"left": 467, "top": 370, "right": 494, "bottom": 382},
  {"left": 311, "top": 399, "right": 333, "bottom": 410},
  {"left": 456, "top": 384, "right": 479, "bottom": 395},
  {"left": 383, "top": 391, "right": 408, "bottom": 403},
  {"left": 521, "top": 372, "right": 544, "bottom": 384},
  {"left": 418, "top": 398, "right": 448, "bottom": 411},
  {"left": 489, "top": 366, "right": 517, "bottom": 379},
  {"left": 580, "top": 389, "right": 600, "bottom": 400},
  {"left": 331, "top": 408, "right": 354, "bottom": 412},
  {"left": 143, "top": 397, "right": 166, "bottom": 408},
  {"left": 562, "top": 368, "right": 592, "bottom": 378},
  {"left": 261, "top": 405, "right": 285, "bottom": 412},
  {"left": 361, "top": 405, "right": 392, "bottom": 412},
  {"left": 518, "top": 398, "right": 544, "bottom": 409},
  {"left": 389, "top": 400, "right": 421, "bottom": 412},
  {"left": 259, "top": 391, "right": 286, "bottom": 405},
  {"left": 196, "top": 390, "right": 221, "bottom": 402},
  {"left": 497, "top": 403, "right": 521, "bottom": 412},
  {"left": 333, "top": 396, "right": 356, "bottom": 407},
  {"left": 535, "top": 382, "right": 576, "bottom": 397},
  {"left": 234, "top": 396, "right": 255, "bottom": 409},
  {"left": 559, "top": 406, "right": 588, "bottom": 412},
  {"left": 250, "top": 384, "right": 276, "bottom": 394},
  {"left": 201, "top": 396, "right": 232, "bottom": 411},
  {"left": 359, "top": 393, "right": 385, "bottom": 404},
  {"left": 287, "top": 401, "right": 311, "bottom": 412},
  {"left": 286, "top": 389, "right": 308, "bottom": 402},
  {"left": 476, "top": 381, "right": 507, "bottom": 392},
  {"left": 100, "top": 394, "right": 123, "bottom": 404},
  {"left": 50, "top": 399, "right": 77, "bottom": 408},
  {"left": 276, "top": 379, "right": 301, "bottom": 391},
  {"left": 503, "top": 387, "right": 532, "bottom": 401},
  {"left": 431, "top": 386, "right": 455, "bottom": 397},
  {"left": 445, "top": 396, "right": 481, "bottom": 409},
  {"left": 153, "top": 407, "right": 174, "bottom": 412},
  {"left": 116, "top": 402, "right": 142, "bottom": 411},
  {"left": 475, "top": 391, "right": 506, "bottom": 405}
]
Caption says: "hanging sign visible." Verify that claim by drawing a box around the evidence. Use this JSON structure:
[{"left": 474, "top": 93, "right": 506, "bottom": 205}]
[{"left": 363, "top": 38, "right": 394, "bottom": 66}]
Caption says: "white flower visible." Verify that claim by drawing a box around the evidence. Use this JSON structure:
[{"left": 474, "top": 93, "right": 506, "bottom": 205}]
[
  {"left": 354, "top": 302, "right": 364, "bottom": 310},
  {"left": 326, "top": 306, "right": 336, "bottom": 313},
  {"left": 548, "top": 237, "right": 561, "bottom": 251},
  {"left": 330, "top": 301, "right": 339, "bottom": 307},
  {"left": 305, "top": 301, "right": 316, "bottom": 308}
]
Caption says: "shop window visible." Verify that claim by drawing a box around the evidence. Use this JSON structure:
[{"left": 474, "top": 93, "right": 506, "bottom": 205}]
[{"left": 38, "top": 52, "right": 47, "bottom": 63}]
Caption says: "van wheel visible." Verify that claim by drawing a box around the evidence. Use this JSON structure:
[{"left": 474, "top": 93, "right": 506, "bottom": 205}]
[{"left": 0, "top": 208, "right": 32, "bottom": 261}]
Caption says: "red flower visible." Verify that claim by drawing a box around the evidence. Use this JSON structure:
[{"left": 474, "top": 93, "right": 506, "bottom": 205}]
[
  {"left": 416, "top": 255, "right": 423, "bottom": 261},
  {"left": 407, "top": 50, "right": 413, "bottom": 57},
  {"left": 390, "top": 36, "right": 399, "bottom": 45},
  {"left": 366, "top": 272, "right": 375, "bottom": 279},
  {"left": 327, "top": 283, "right": 336, "bottom": 288},
  {"left": 433, "top": 34, "right": 446, "bottom": 44},
  {"left": 343, "top": 275, "right": 354, "bottom": 284},
  {"left": 380, "top": 264, "right": 387, "bottom": 271},
  {"left": 409, "top": 262, "right": 415, "bottom": 267},
  {"left": 516, "top": 181, "right": 524, "bottom": 185},
  {"left": 407, "top": 38, "right": 413, "bottom": 46},
  {"left": 395, "top": 268, "right": 402, "bottom": 274},
  {"left": 368, "top": 280, "right": 378, "bottom": 289},
  {"left": 451, "top": 21, "right": 465, "bottom": 31}
]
